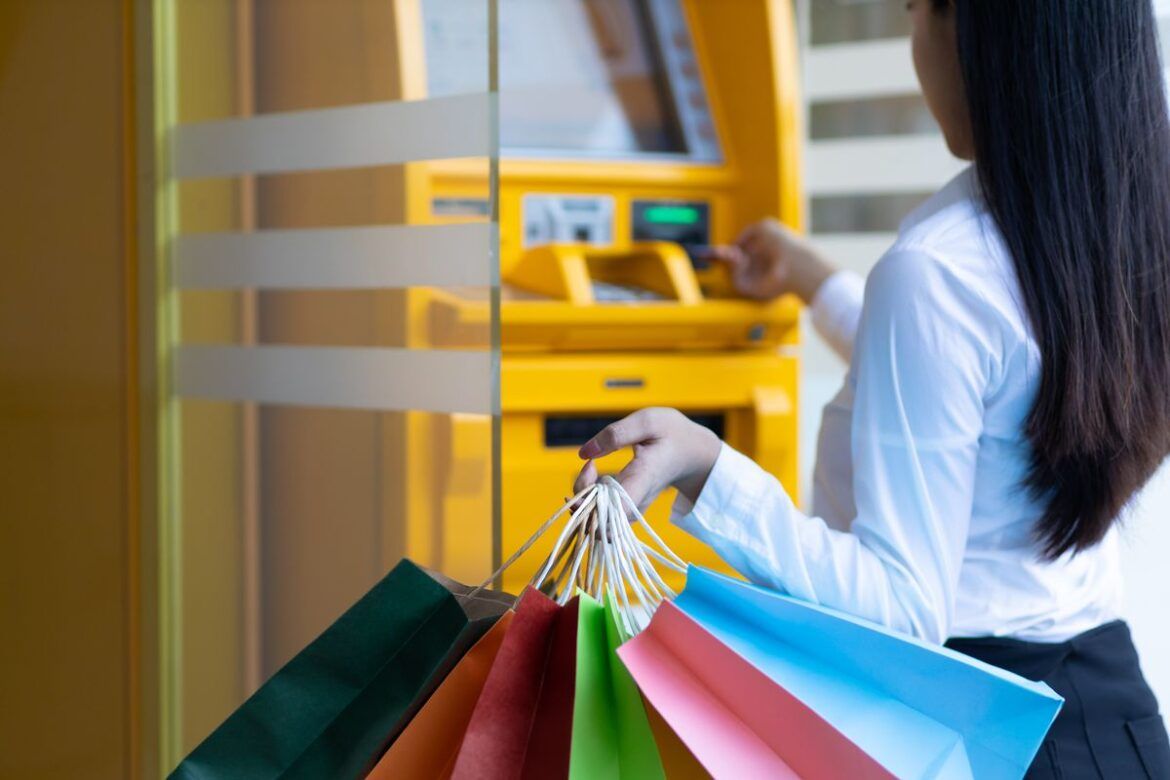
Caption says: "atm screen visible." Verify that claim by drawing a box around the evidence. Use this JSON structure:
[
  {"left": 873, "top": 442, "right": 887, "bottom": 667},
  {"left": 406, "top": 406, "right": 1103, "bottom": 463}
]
[{"left": 422, "top": 0, "right": 721, "bottom": 162}]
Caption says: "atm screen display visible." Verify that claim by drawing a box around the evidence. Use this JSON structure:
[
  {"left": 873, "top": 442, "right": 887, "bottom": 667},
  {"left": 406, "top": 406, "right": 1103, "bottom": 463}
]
[
  {"left": 631, "top": 199, "right": 711, "bottom": 265},
  {"left": 422, "top": 0, "right": 721, "bottom": 161}
]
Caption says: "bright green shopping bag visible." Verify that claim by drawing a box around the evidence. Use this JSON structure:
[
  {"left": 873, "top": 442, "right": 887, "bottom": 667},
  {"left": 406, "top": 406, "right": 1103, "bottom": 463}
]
[{"left": 570, "top": 593, "right": 666, "bottom": 779}]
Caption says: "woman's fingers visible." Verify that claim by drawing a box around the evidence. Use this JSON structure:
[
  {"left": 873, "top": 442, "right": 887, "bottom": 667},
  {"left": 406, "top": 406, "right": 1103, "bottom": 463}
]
[
  {"left": 570, "top": 459, "right": 654, "bottom": 522},
  {"left": 573, "top": 459, "right": 599, "bottom": 495},
  {"left": 578, "top": 409, "right": 659, "bottom": 459},
  {"left": 615, "top": 458, "right": 664, "bottom": 511},
  {"left": 736, "top": 220, "right": 767, "bottom": 248},
  {"left": 574, "top": 408, "right": 684, "bottom": 508},
  {"left": 701, "top": 244, "right": 747, "bottom": 269}
]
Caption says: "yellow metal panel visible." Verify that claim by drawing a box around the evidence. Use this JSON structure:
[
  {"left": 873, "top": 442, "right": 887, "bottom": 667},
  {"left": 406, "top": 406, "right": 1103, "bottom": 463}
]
[
  {"left": 435, "top": 414, "right": 495, "bottom": 584},
  {"left": 425, "top": 292, "right": 801, "bottom": 352},
  {"left": 496, "top": 353, "right": 801, "bottom": 592},
  {"left": 503, "top": 352, "right": 796, "bottom": 413}
]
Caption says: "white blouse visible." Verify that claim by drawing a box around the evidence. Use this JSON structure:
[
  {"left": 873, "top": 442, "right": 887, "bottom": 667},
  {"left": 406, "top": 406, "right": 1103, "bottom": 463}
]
[{"left": 673, "top": 168, "right": 1124, "bottom": 643}]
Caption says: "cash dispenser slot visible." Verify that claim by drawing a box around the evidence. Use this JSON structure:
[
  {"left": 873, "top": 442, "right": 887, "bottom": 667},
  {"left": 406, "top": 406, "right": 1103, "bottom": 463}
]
[{"left": 544, "top": 413, "right": 726, "bottom": 448}]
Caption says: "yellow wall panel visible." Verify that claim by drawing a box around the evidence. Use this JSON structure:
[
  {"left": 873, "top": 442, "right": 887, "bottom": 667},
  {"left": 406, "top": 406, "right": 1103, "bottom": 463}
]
[{"left": 0, "top": 0, "right": 137, "bottom": 776}]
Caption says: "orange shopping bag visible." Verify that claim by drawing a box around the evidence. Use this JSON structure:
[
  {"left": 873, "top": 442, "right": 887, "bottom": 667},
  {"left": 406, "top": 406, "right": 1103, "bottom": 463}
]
[
  {"left": 644, "top": 699, "right": 712, "bottom": 780},
  {"left": 367, "top": 612, "right": 516, "bottom": 780}
]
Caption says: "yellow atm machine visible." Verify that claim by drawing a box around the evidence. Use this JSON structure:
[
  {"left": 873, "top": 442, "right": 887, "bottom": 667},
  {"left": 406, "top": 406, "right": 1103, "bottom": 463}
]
[{"left": 417, "top": 0, "right": 804, "bottom": 591}]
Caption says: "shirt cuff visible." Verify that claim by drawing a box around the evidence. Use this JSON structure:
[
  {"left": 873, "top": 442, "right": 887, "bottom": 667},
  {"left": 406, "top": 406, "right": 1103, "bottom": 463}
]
[
  {"left": 670, "top": 442, "right": 777, "bottom": 541},
  {"left": 809, "top": 269, "right": 865, "bottom": 361}
]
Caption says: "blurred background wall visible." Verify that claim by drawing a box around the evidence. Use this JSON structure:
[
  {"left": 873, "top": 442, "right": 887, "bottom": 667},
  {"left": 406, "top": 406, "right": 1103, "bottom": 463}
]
[
  {"left": 0, "top": 0, "right": 146, "bottom": 776},
  {"left": 797, "top": 0, "right": 1170, "bottom": 710}
]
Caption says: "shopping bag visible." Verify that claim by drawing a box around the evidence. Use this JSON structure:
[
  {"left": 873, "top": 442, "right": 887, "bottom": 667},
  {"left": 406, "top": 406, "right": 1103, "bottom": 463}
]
[
  {"left": 171, "top": 559, "right": 513, "bottom": 780},
  {"left": 642, "top": 698, "right": 712, "bottom": 780},
  {"left": 451, "top": 588, "right": 579, "bottom": 780},
  {"left": 620, "top": 599, "right": 892, "bottom": 779},
  {"left": 569, "top": 593, "right": 664, "bottom": 779},
  {"left": 623, "top": 566, "right": 1064, "bottom": 780},
  {"left": 366, "top": 611, "right": 515, "bottom": 780}
]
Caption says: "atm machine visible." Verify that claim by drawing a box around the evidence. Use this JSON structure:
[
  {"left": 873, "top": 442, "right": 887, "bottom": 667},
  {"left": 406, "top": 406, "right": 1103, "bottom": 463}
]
[
  {"left": 414, "top": 0, "right": 805, "bottom": 591},
  {"left": 159, "top": 0, "right": 804, "bottom": 745}
]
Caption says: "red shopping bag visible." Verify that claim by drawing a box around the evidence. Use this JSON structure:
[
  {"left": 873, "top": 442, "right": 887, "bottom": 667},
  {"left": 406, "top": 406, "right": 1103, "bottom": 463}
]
[{"left": 451, "top": 588, "right": 579, "bottom": 780}]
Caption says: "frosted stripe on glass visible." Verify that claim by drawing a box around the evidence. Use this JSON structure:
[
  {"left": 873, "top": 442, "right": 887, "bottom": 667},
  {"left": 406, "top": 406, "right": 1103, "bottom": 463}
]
[
  {"left": 807, "top": 135, "right": 965, "bottom": 196},
  {"left": 175, "top": 345, "right": 493, "bottom": 414},
  {"left": 812, "top": 233, "right": 898, "bottom": 274},
  {"left": 175, "top": 223, "right": 494, "bottom": 290},
  {"left": 173, "top": 93, "right": 492, "bottom": 179},
  {"left": 806, "top": 39, "right": 917, "bottom": 102}
]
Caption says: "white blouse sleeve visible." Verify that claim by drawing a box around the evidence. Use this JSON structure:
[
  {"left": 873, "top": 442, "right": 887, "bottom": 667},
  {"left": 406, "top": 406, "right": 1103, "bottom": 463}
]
[
  {"left": 809, "top": 269, "right": 865, "bottom": 361},
  {"left": 671, "top": 249, "right": 997, "bottom": 643}
]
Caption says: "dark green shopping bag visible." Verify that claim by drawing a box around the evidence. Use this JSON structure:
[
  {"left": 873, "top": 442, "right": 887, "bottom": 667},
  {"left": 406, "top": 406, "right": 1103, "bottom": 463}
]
[{"left": 170, "top": 559, "right": 513, "bottom": 780}]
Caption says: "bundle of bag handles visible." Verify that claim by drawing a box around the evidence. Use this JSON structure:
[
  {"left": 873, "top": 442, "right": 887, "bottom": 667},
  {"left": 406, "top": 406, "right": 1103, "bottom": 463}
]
[{"left": 471, "top": 476, "right": 687, "bottom": 636}]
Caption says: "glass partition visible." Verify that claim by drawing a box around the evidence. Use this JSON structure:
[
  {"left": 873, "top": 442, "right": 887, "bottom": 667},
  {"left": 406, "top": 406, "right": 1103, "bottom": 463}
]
[{"left": 152, "top": 0, "right": 497, "bottom": 770}]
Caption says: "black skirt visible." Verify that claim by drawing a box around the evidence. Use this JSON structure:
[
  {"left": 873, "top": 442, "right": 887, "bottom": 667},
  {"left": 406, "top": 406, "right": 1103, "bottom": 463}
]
[{"left": 946, "top": 621, "right": 1170, "bottom": 779}]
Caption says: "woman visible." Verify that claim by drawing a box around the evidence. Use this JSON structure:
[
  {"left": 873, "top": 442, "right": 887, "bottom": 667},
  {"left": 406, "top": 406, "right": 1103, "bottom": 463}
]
[{"left": 575, "top": 1, "right": 1170, "bottom": 776}]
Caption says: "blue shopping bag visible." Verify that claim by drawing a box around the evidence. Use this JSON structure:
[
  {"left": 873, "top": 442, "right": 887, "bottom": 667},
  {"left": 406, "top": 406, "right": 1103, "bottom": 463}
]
[{"left": 671, "top": 567, "right": 1063, "bottom": 780}]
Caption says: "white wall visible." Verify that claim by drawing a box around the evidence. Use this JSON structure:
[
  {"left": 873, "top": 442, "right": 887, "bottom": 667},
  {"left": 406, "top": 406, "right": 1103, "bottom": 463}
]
[
  {"left": 799, "top": 0, "right": 1169, "bottom": 707},
  {"left": 1120, "top": 464, "right": 1170, "bottom": 705}
]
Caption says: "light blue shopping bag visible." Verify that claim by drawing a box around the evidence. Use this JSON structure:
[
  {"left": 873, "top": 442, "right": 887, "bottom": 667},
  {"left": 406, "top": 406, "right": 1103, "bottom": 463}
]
[{"left": 671, "top": 567, "right": 1063, "bottom": 780}]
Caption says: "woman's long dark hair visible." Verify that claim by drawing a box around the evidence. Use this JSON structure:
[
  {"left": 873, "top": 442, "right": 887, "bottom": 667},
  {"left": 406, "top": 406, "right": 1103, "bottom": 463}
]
[{"left": 936, "top": 0, "right": 1170, "bottom": 558}]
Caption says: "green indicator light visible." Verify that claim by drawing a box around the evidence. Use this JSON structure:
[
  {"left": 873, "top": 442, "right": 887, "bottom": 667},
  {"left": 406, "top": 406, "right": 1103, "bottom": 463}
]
[{"left": 643, "top": 205, "right": 701, "bottom": 225}]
